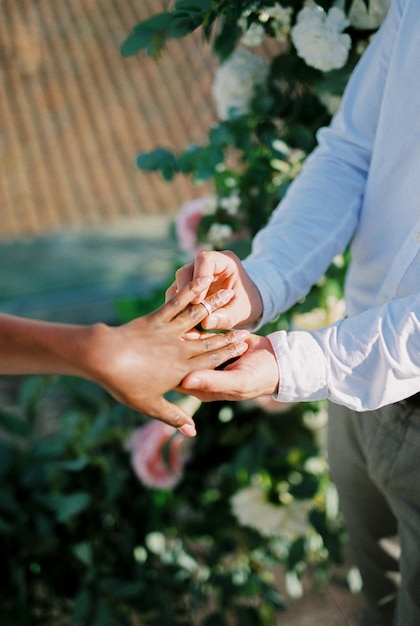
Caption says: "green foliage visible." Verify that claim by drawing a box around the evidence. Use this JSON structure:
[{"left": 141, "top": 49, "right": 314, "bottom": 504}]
[
  {"left": 121, "top": 1, "right": 213, "bottom": 58},
  {"left": 0, "top": 378, "right": 345, "bottom": 624}
]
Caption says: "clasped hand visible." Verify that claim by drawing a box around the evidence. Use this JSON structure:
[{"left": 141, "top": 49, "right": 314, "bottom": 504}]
[
  {"left": 92, "top": 276, "right": 250, "bottom": 436},
  {"left": 167, "top": 251, "right": 280, "bottom": 405}
]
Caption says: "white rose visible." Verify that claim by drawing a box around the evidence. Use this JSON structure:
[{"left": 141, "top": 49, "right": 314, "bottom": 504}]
[
  {"left": 231, "top": 485, "right": 313, "bottom": 541},
  {"left": 348, "top": 0, "right": 391, "bottom": 30},
  {"left": 212, "top": 48, "right": 269, "bottom": 120},
  {"left": 207, "top": 223, "right": 233, "bottom": 248},
  {"left": 241, "top": 23, "right": 265, "bottom": 47},
  {"left": 291, "top": 6, "right": 351, "bottom": 72},
  {"left": 219, "top": 194, "right": 241, "bottom": 214},
  {"left": 259, "top": 4, "right": 293, "bottom": 42}
]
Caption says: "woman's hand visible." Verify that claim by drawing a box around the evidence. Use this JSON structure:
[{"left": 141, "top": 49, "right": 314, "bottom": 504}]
[
  {"left": 166, "top": 250, "right": 264, "bottom": 330},
  {"left": 87, "top": 278, "right": 250, "bottom": 436}
]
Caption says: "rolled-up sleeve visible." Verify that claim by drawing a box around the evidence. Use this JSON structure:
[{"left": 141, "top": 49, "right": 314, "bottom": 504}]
[{"left": 269, "top": 294, "right": 420, "bottom": 411}]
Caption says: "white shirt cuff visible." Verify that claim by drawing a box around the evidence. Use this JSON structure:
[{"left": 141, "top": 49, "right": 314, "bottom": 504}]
[{"left": 268, "top": 330, "right": 329, "bottom": 403}]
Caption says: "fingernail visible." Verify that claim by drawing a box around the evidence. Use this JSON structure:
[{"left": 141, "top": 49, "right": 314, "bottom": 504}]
[
  {"left": 206, "top": 315, "right": 218, "bottom": 326},
  {"left": 179, "top": 423, "right": 197, "bottom": 437},
  {"left": 233, "top": 329, "right": 250, "bottom": 340},
  {"left": 218, "top": 289, "right": 234, "bottom": 303}
]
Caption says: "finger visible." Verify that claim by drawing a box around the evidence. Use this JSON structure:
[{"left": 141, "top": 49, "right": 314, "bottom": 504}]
[
  {"left": 165, "top": 281, "right": 178, "bottom": 302},
  {"left": 148, "top": 396, "right": 197, "bottom": 437},
  {"left": 187, "top": 328, "right": 249, "bottom": 358},
  {"left": 180, "top": 368, "right": 246, "bottom": 402},
  {"left": 199, "top": 306, "right": 238, "bottom": 331},
  {"left": 175, "top": 288, "right": 235, "bottom": 331},
  {"left": 158, "top": 276, "right": 213, "bottom": 323},
  {"left": 186, "top": 250, "right": 238, "bottom": 305},
  {"left": 192, "top": 250, "right": 239, "bottom": 284},
  {"left": 188, "top": 251, "right": 225, "bottom": 304},
  {"left": 174, "top": 262, "right": 195, "bottom": 292},
  {"left": 190, "top": 334, "right": 249, "bottom": 370}
]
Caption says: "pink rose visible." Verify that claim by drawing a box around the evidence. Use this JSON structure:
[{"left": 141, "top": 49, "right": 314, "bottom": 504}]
[
  {"left": 175, "top": 197, "right": 212, "bottom": 255},
  {"left": 125, "top": 421, "right": 192, "bottom": 490}
]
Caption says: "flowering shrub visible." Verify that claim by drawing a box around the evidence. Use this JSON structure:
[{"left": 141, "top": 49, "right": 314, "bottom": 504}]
[
  {"left": 129, "top": 1, "right": 390, "bottom": 260},
  {"left": 0, "top": 2, "right": 390, "bottom": 625},
  {"left": 212, "top": 48, "right": 270, "bottom": 119}
]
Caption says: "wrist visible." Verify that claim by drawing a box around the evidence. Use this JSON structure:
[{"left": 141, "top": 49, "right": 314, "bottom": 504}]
[{"left": 71, "top": 322, "right": 113, "bottom": 383}]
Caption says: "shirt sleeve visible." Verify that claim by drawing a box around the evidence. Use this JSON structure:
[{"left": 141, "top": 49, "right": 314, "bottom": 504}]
[
  {"left": 269, "top": 293, "right": 420, "bottom": 411},
  {"left": 242, "top": 0, "right": 403, "bottom": 327}
]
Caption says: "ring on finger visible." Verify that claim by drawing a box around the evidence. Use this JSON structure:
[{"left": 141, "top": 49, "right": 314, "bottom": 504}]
[{"left": 200, "top": 300, "right": 212, "bottom": 316}]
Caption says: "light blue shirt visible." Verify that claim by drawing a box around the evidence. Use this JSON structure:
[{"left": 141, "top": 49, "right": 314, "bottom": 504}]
[{"left": 243, "top": 0, "right": 420, "bottom": 410}]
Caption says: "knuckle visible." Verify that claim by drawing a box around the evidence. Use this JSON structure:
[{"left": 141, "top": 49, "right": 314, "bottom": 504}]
[
  {"left": 202, "top": 337, "right": 215, "bottom": 351},
  {"left": 170, "top": 414, "right": 184, "bottom": 428},
  {"left": 196, "top": 250, "right": 210, "bottom": 262},
  {"left": 189, "top": 304, "right": 204, "bottom": 323},
  {"left": 223, "top": 332, "right": 235, "bottom": 345}
]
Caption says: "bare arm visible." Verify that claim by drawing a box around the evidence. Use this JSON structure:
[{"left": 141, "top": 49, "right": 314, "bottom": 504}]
[{"left": 0, "top": 278, "right": 249, "bottom": 436}]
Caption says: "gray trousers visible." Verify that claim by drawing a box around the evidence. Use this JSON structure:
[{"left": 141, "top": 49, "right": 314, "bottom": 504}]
[{"left": 327, "top": 401, "right": 420, "bottom": 626}]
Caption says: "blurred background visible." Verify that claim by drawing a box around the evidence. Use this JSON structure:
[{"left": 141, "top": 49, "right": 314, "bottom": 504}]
[{"left": 0, "top": 0, "right": 216, "bottom": 322}]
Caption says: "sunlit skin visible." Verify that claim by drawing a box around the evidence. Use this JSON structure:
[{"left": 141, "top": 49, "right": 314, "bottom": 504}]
[
  {"left": 167, "top": 249, "right": 264, "bottom": 330},
  {"left": 168, "top": 251, "right": 281, "bottom": 403},
  {"left": 0, "top": 277, "right": 250, "bottom": 436},
  {"left": 180, "top": 333, "right": 279, "bottom": 402}
]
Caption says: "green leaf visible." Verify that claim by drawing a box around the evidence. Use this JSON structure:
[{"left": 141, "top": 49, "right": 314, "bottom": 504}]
[
  {"left": 72, "top": 588, "right": 93, "bottom": 623},
  {"left": 100, "top": 577, "right": 144, "bottom": 599},
  {"left": 178, "top": 144, "right": 224, "bottom": 180},
  {"left": 38, "top": 491, "right": 91, "bottom": 522},
  {"left": 209, "top": 123, "right": 234, "bottom": 147},
  {"left": 121, "top": 13, "right": 173, "bottom": 57},
  {"left": 121, "top": 4, "right": 210, "bottom": 57},
  {"left": 0, "top": 441, "right": 14, "bottom": 476},
  {"left": 168, "top": 13, "right": 202, "bottom": 39},
  {"left": 0, "top": 490, "right": 20, "bottom": 515},
  {"left": 73, "top": 541, "right": 93, "bottom": 566},
  {"left": 136, "top": 147, "right": 179, "bottom": 180},
  {"left": 91, "top": 599, "right": 113, "bottom": 626},
  {"left": 175, "top": 0, "right": 212, "bottom": 12},
  {"left": 213, "top": 19, "right": 241, "bottom": 59},
  {"left": 167, "top": 15, "right": 197, "bottom": 39},
  {"left": 0, "top": 410, "right": 28, "bottom": 438},
  {"left": 264, "top": 585, "right": 286, "bottom": 610},
  {"left": 50, "top": 457, "right": 89, "bottom": 472},
  {"left": 287, "top": 536, "right": 306, "bottom": 569}
]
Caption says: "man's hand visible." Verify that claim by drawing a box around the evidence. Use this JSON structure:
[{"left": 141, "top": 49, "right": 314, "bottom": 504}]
[
  {"left": 166, "top": 250, "right": 263, "bottom": 330},
  {"left": 179, "top": 334, "right": 279, "bottom": 403}
]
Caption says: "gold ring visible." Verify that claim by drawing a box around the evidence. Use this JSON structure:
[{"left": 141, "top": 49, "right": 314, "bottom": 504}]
[{"left": 200, "top": 300, "right": 212, "bottom": 316}]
